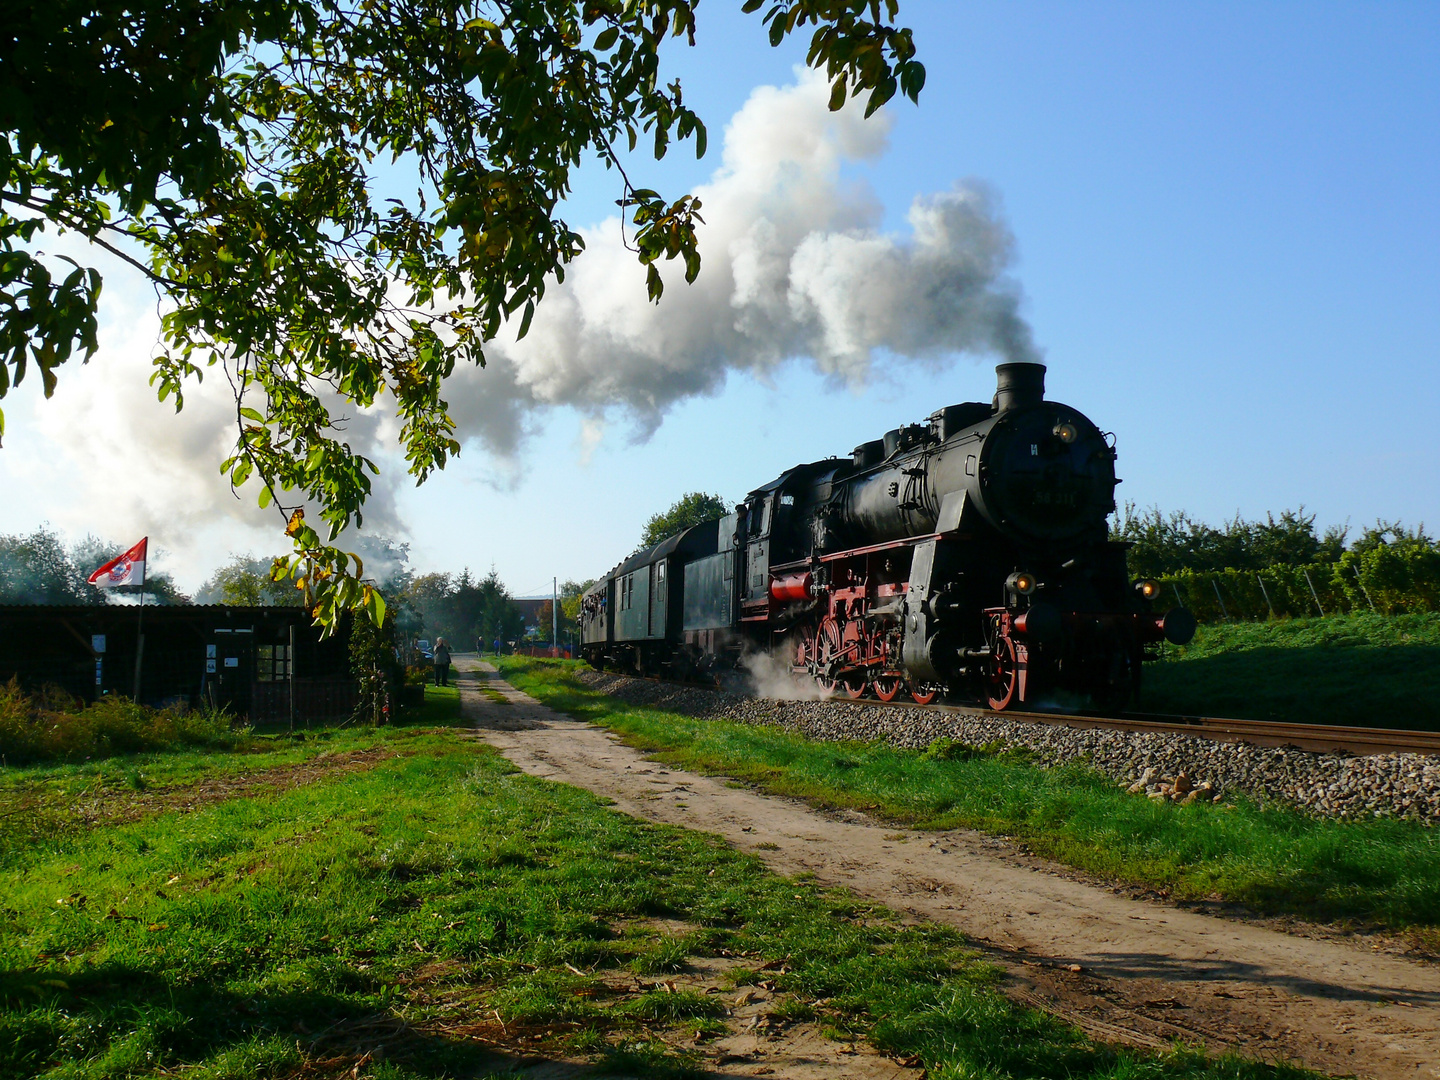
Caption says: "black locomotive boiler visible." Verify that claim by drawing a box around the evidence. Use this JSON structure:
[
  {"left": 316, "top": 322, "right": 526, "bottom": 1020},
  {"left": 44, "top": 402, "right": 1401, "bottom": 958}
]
[{"left": 581, "top": 362, "right": 1196, "bottom": 709}]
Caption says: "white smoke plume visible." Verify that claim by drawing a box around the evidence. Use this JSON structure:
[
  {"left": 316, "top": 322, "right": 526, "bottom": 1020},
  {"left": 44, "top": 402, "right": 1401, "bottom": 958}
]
[
  {"left": 0, "top": 262, "right": 407, "bottom": 581},
  {"left": 740, "top": 644, "right": 834, "bottom": 702},
  {"left": 1, "top": 67, "right": 1040, "bottom": 583},
  {"left": 450, "top": 66, "right": 1041, "bottom": 454}
]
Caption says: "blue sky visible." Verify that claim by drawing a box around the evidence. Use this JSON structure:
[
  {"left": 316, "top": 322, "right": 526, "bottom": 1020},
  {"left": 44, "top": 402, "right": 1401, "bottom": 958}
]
[{"left": 2, "top": 1, "right": 1436, "bottom": 596}]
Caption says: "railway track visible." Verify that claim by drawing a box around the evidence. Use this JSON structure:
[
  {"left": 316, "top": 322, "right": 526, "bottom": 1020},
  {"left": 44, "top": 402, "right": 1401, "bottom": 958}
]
[
  {"left": 621, "top": 670, "right": 1440, "bottom": 757},
  {"left": 931, "top": 703, "right": 1440, "bottom": 757}
]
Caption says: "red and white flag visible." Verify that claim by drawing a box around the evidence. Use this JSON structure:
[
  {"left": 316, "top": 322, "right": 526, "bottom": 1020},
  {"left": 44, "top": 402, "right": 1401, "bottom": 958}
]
[{"left": 88, "top": 537, "right": 148, "bottom": 589}]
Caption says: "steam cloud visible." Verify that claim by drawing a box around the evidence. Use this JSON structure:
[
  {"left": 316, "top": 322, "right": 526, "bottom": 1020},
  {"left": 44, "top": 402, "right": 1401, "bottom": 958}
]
[
  {"left": 1, "top": 68, "right": 1040, "bottom": 584},
  {"left": 449, "top": 66, "right": 1041, "bottom": 453}
]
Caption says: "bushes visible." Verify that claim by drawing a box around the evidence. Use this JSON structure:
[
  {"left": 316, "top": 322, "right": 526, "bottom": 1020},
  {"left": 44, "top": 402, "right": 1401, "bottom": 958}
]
[
  {"left": 1161, "top": 545, "right": 1440, "bottom": 624},
  {"left": 1118, "top": 507, "right": 1439, "bottom": 622},
  {"left": 0, "top": 680, "right": 245, "bottom": 764}
]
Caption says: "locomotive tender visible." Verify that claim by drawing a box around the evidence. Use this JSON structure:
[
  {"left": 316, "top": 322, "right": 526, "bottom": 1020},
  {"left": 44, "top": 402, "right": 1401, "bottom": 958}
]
[{"left": 581, "top": 362, "right": 1196, "bottom": 709}]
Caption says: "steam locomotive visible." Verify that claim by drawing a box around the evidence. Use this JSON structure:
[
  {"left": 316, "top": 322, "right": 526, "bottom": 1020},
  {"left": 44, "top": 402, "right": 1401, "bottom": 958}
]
[{"left": 580, "top": 362, "right": 1195, "bottom": 710}]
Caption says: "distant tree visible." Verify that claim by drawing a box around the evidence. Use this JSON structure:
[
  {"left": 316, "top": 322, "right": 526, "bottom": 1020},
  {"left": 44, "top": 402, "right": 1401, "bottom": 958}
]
[
  {"left": 1351, "top": 520, "right": 1435, "bottom": 556},
  {"left": 0, "top": 526, "right": 95, "bottom": 603},
  {"left": 0, "top": 527, "right": 186, "bottom": 603},
  {"left": 641, "top": 492, "right": 730, "bottom": 549},
  {"left": 195, "top": 554, "right": 298, "bottom": 606},
  {"left": 559, "top": 578, "right": 595, "bottom": 646},
  {"left": 400, "top": 567, "right": 521, "bottom": 645},
  {"left": 530, "top": 600, "right": 555, "bottom": 643},
  {"left": 1113, "top": 504, "right": 1349, "bottom": 578}
]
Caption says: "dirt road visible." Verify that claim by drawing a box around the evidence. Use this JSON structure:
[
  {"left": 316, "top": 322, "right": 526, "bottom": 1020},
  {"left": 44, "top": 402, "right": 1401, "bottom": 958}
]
[{"left": 456, "top": 658, "right": 1440, "bottom": 1079}]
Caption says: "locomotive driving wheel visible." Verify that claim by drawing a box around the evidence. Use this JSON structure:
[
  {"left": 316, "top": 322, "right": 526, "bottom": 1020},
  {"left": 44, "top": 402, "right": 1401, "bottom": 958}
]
[
  {"left": 815, "top": 618, "right": 866, "bottom": 699},
  {"left": 910, "top": 684, "right": 939, "bottom": 705},
  {"left": 791, "top": 628, "right": 812, "bottom": 672},
  {"left": 986, "top": 637, "right": 1019, "bottom": 711},
  {"left": 872, "top": 672, "right": 904, "bottom": 702}
]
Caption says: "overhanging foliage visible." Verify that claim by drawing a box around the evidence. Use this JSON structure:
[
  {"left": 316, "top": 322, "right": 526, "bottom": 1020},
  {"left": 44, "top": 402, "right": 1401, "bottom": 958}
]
[{"left": 1, "top": 1, "right": 925, "bottom": 628}]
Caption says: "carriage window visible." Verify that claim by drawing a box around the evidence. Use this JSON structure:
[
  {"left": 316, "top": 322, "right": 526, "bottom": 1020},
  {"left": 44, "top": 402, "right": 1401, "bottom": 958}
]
[{"left": 657, "top": 562, "right": 666, "bottom": 582}]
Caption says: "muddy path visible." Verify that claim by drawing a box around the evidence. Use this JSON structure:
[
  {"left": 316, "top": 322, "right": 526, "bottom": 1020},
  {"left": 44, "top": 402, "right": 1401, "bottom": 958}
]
[{"left": 454, "top": 658, "right": 1440, "bottom": 1080}]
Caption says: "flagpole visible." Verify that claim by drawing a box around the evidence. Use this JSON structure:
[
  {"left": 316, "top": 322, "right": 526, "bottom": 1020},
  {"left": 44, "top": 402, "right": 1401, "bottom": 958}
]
[{"left": 132, "top": 552, "right": 146, "bottom": 703}]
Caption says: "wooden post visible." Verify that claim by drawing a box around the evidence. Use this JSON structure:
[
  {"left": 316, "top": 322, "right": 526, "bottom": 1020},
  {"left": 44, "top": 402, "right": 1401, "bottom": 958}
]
[
  {"left": 1303, "top": 569, "right": 1325, "bottom": 617},
  {"left": 288, "top": 623, "right": 296, "bottom": 732},
  {"left": 132, "top": 589, "right": 145, "bottom": 702},
  {"left": 1256, "top": 574, "right": 1276, "bottom": 619},
  {"left": 1211, "top": 577, "right": 1230, "bottom": 621},
  {"left": 1352, "top": 564, "right": 1376, "bottom": 612}
]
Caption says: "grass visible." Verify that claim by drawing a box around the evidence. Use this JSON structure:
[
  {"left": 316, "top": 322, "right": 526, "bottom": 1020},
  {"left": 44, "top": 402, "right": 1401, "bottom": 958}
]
[
  {"left": 497, "top": 657, "right": 1440, "bottom": 940},
  {"left": 399, "top": 682, "right": 466, "bottom": 728},
  {"left": 0, "top": 707, "right": 1316, "bottom": 1078},
  {"left": 1141, "top": 612, "right": 1440, "bottom": 728}
]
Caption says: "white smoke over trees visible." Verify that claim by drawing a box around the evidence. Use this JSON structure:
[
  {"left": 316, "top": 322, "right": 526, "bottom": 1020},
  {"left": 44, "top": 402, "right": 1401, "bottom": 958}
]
[
  {"left": 1, "top": 69, "right": 1040, "bottom": 585},
  {"left": 449, "top": 67, "right": 1041, "bottom": 455}
]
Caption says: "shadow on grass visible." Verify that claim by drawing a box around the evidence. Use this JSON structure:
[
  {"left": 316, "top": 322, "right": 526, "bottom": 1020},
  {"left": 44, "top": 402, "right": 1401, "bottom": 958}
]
[
  {"left": 1142, "top": 643, "right": 1440, "bottom": 728},
  {"left": 1, "top": 963, "right": 537, "bottom": 1080}
]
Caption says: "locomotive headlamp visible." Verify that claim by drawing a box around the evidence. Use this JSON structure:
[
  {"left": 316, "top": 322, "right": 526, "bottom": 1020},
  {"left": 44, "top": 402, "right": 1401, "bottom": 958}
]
[
  {"left": 1053, "top": 421, "right": 1079, "bottom": 444},
  {"left": 1008, "top": 571, "right": 1038, "bottom": 596},
  {"left": 1136, "top": 579, "right": 1161, "bottom": 601}
]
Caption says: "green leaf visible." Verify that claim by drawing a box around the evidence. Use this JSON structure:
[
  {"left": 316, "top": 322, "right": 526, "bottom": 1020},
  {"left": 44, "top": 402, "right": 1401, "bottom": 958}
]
[
  {"left": 594, "top": 26, "right": 619, "bottom": 51},
  {"left": 239, "top": 407, "right": 265, "bottom": 422}
]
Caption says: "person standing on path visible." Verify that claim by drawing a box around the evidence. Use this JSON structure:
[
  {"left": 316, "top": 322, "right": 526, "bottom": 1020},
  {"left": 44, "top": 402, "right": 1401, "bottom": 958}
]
[{"left": 433, "top": 638, "right": 452, "bottom": 686}]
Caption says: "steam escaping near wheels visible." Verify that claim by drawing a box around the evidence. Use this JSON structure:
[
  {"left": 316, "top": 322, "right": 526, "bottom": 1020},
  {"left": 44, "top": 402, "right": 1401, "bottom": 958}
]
[{"left": 741, "top": 646, "right": 835, "bottom": 702}]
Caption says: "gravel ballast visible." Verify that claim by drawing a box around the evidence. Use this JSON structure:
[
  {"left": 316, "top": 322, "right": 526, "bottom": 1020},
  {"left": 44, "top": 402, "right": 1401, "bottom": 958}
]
[{"left": 576, "top": 670, "right": 1440, "bottom": 822}]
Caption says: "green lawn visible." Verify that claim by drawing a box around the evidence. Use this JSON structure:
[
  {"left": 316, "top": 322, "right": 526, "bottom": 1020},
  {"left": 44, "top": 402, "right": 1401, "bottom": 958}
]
[
  {"left": 498, "top": 657, "right": 1440, "bottom": 944},
  {"left": 1, "top": 702, "right": 1315, "bottom": 1078},
  {"left": 1141, "top": 612, "right": 1440, "bottom": 728}
]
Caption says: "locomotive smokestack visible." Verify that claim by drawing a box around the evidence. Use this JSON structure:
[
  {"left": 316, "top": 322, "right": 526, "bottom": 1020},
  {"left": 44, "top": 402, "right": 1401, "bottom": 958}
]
[{"left": 993, "top": 362, "right": 1046, "bottom": 413}]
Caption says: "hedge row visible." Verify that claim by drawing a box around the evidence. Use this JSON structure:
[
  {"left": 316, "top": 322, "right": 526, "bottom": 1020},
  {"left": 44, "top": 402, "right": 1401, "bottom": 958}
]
[
  {"left": 0, "top": 680, "right": 245, "bottom": 764},
  {"left": 1160, "top": 545, "right": 1440, "bottom": 623}
]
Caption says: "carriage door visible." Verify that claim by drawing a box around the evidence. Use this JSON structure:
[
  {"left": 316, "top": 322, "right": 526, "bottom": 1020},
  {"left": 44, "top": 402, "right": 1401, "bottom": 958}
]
[
  {"left": 746, "top": 497, "right": 771, "bottom": 602},
  {"left": 650, "top": 560, "right": 667, "bottom": 638}
]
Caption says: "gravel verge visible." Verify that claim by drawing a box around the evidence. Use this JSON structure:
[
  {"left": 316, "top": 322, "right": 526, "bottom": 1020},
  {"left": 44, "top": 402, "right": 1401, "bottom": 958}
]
[{"left": 576, "top": 670, "right": 1440, "bottom": 822}]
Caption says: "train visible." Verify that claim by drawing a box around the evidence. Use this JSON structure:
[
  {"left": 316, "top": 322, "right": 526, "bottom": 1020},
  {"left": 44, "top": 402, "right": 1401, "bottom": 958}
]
[{"left": 580, "top": 362, "right": 1196, "bottom": 710}]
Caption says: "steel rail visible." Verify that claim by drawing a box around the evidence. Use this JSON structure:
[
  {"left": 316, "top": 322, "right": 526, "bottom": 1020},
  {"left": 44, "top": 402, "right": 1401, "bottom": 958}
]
[
  {"left": 926, "top": 704, "right": 1440, "bottom": 757},
  {"left": 617, "top": 671, "right": 1440, "bottom": 757}
]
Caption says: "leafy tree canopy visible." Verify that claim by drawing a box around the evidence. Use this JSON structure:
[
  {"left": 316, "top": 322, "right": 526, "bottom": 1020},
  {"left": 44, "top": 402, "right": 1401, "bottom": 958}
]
[
  {"left": 195, "top": 554, "right": 302, "bottom": 605},
  {"left": 2, "top": 1, "right": 925, "bottom": 628},
  {"left": 558, "top": 576, "right": 594, "bottom": 636},
  {"left": 1114, "top": 504, "right": 1351, "bottom": 579},
  {"left": 401, "top": 567, "right": 523, "bottom": 644},
  {"left": 640, "top": 490, "right": 729, "bottom": 548}
]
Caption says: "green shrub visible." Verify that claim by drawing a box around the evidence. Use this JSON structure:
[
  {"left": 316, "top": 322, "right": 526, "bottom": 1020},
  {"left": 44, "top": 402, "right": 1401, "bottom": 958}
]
[
  {"left": 0, "top": 679, "right": 245, "bottom": 764},
  {"left": 1161, "top": 549, "right": 1440, "bottom": 623}
]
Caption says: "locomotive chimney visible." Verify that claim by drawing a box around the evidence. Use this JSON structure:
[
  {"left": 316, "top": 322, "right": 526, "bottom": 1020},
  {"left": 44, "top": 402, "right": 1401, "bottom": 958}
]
[{"left": 993, "top": 362, "right": 1046, "bottom": 413}]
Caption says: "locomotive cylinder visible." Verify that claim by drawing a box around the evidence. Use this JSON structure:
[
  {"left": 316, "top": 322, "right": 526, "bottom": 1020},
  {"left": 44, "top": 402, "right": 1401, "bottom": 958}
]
[{"left": 769, "top": 572, "right": 813, "bottom": 603}]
